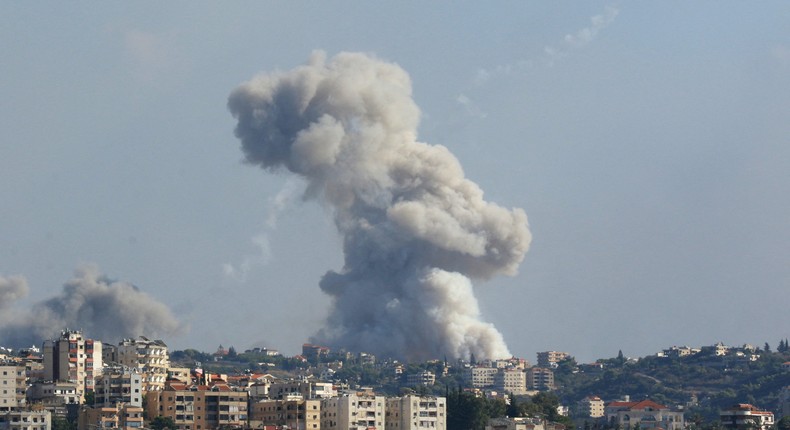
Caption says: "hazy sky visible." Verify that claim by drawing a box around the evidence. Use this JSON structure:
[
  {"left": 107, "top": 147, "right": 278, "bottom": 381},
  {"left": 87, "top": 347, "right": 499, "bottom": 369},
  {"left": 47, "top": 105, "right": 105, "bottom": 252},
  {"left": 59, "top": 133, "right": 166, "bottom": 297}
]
[{"left": 1, "top": 2, "right": 789, "bottom": 363}]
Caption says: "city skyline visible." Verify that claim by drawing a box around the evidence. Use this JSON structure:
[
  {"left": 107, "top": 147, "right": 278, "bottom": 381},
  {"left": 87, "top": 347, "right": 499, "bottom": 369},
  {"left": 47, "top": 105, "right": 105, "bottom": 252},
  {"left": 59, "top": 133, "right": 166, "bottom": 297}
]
[{"left": 2, "top": 2, "right": 789, "bottom": 363}]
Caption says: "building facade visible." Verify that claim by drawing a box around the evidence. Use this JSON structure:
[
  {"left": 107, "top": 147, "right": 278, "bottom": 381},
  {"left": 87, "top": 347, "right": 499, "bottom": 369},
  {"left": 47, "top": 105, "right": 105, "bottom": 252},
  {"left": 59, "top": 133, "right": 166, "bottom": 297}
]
[
  {"left": 536, "top": 352, "right": 569, "bottom": 369},
  {"left": 605, "top": 399, "right": 684, "bottom": 430},
  {"left": 720, "top": 404, "right": 774, "bottom": 430},
  {"left": 145, "top": 383, "right": 248, "bottom": 430},
  {"left": 42, "top": 330, "right": 102, "bottom": 403},
  {"left": 526, "top": 368, "right": 554, "bottom": 391},
  {"left": 0, "top": 409, "right": 51, "bottom": 430},
  {"left": 321, "top": 393, "right": 386, "bottom": 430},
  {"left": 116, "top": 338, "right": 169, "bottom": 393},
  {"left": 95, "top": 366, "right": 143, "bottom": 407},
  {"left": 0, "top": 364, "right": 26, "bottom": 411},
  {"left": 577, "top": 396, "right": 605, "bottom": 418},
  {"left": 385, "top": 395, "right": 446, "bottom": 430},
  {"left": 249, "top": 395, "right": 321, "bottom": 430}
]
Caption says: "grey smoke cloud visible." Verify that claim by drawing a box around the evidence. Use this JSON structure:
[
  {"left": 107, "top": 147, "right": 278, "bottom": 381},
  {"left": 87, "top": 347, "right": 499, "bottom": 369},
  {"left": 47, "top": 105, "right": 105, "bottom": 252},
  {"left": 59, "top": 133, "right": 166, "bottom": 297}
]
[
  {"left": 0, "top": 264, "right": 185, "bottom": 347},
  {"left": 228, "top": 51, "right": 531, "bottom": 360}
]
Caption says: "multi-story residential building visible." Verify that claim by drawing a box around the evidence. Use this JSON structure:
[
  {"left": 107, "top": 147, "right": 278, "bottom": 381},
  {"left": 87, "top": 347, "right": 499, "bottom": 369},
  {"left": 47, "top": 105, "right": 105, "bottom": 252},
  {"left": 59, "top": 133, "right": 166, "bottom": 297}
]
[
  {"left": 0, "top": 409, "right": 51, "bottom": 430},
  {"left": 406, "top": 371, "right": 436, "bottom": 387},
  {"left": 494, "top": 369, "right": 526, "bottom": 395},
  {"left": 26, "top": 381, "right": 80, "bottom": 408},
  {"left": 536, "top": 352, "right": 569, "bottom": 369},
  {"left": 77, "top": 403, "right": 143, "bottom": 430},
  {"left": 605, "top": 399, "right": 684, "bottom": 430},
  {"left": 116, "top": 337, "right": 168, "bottom": 393},
  {"left": 301, "top": 344, "right": 330, "bottom": 361},
  {"left": 720, "top": 404, "right": 774, "bottom": 430},
  {"left": 321, "top": 392, "right": 386, "bottom": 430},
  {"left": 385, "top": 395, "right": 446, "bottom": 430},
  {"left": 43, "top": 330, "right": 102, "bottom": 403},
  {"left": 95, "top": 366, "right": 143, "bottom": 407},
  {"left": 249, "top": 394, "right": 321, "bottom": 430},
  {"left": 465, "top": 367, "right": 498, "bottom": 389},
  {"left": 526, "top": 368, "right": 554, "bottom": 391},
  {"left": 269, "top": 380, "right": 336, "bottom": 400},
  {"left": 145, "top": 382, "right": 248, "bottom": 430},
  {"left": 577, "top": 396, "right": 605, "bottom": 418},
  {"left": 485, "top": 416, "right": 545, "bottom": 430},
  {"left": 0, "top": 363, "right": 26, "bottom": 411}
]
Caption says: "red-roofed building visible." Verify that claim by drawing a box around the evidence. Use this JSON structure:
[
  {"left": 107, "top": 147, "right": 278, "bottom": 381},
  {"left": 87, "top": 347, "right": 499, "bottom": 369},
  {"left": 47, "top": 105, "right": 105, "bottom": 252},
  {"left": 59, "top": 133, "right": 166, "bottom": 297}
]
[
  {"left": 720, "top": 404, "right": 774, "bottom": 430},
  {"left": 605, "top": 399, "right": 684, "bottom": 430}
]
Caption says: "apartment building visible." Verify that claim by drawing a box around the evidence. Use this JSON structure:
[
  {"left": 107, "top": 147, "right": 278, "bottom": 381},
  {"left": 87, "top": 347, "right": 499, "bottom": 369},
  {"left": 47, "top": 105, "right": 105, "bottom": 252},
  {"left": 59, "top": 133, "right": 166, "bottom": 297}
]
[
  {"left": 385, "top": 395, "right": 446, "bottom": 430},
  {"left": 526, "top": 368, "right": 554, "bottom": 391},
  {"left": 464, "top": 367, "right": 498, "bottom": 389},
  {"left": 577, "top": 396, "right": 605, "bottom": 418},
  {"left": 249, "top": 394, "right": 321, "bottom": 430},
  {"left": 406, "top": 371, "right": 436, "bottom": 387},
  {"left": 269, "top": 380, "right": 336, "bottom": 400},
  {"left": 0, "top": 409, "right": 51, "bottom": 430},
  {"left": 26, "top": 381, "right": 80, "bottom": 408},
  {"left": 536, "top": 352, "right": 569, "bottom": 369},
  {"left": 494, "top": 369, "right": 527, "bottom": 395},
  {"left": 321, "top": 392, "right": 386, "bottom": 430},
  {"left": 720, "top": 404, "right": 774, "bottom": 430},
  {"left": 116, "top": 337, "right": 169, "bottom": 393},
  {"left": 95, "top": 366, "right": 143, "bottom": 407},
  {"left": 145, "top": 382, "right": 248, "bottom": 430},
  {"left": 0, "top": 363, "right": 26, "bottom": 411},
  {"left": 77, "top": 403, "right": 144, "bottom": 430},
  {"left": 605, "top": 399, "right": 684, "bottom": 430},
  {"left": 42, "top": 330, "right": 102, "bottom": 403}
]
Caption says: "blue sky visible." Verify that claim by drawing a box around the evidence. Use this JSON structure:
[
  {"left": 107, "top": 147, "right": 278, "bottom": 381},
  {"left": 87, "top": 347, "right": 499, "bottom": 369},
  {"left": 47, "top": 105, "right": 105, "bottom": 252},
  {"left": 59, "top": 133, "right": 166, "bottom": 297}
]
[{"left": 1, "top": 2, "right": 789, "bottom": 363}]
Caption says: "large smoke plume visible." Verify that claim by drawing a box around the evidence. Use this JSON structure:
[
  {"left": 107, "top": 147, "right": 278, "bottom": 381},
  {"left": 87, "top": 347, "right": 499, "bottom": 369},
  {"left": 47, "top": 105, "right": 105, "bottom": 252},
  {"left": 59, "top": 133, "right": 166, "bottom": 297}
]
[
  {"left": 0, "top": 264, "right": 184, "bottom": 347},
  {"left": 228, "top": 52, "right": 531, "bottom": 360}
]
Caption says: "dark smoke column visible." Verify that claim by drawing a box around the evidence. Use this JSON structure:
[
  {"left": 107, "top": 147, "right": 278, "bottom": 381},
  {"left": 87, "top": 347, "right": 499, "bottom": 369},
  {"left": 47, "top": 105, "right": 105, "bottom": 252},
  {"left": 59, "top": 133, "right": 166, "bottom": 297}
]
[{"left": 228, "top": 51, "right": 531, "bottom": 361}]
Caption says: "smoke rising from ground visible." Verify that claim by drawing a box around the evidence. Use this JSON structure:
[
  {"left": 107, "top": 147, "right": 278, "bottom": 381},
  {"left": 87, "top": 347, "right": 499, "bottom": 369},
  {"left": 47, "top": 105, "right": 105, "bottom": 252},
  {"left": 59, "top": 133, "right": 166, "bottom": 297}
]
[
  {"left": 228, "top": 52, "right": 531, "bottom": 360},
  {"left": 0, "top": 264, "right": 184, "bottom": 347}
]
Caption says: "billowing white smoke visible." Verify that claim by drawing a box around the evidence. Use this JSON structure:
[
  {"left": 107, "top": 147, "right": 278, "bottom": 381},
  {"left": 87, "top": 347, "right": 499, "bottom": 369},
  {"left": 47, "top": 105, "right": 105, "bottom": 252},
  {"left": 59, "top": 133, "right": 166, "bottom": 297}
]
[
  {"left": 228, "top": 51, "right": 531, "bottom": 360},
  {"left": 0, "top": 264, "right": 184, "bottom": 346}
]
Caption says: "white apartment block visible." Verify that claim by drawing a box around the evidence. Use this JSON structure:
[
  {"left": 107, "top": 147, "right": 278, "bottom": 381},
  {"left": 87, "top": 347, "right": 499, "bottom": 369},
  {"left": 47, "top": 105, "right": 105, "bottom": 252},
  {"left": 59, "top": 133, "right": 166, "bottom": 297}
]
[
  {"left": 95, "top": 365, "right": 143, "bottom": 407},
  {"left": 116, "top": 337, "right": 168, "bottom": 393},
  {"left": 0, "top": 364, "right": 25, "bottom": 411},
  {"left": 385, "top": 395, "right": 446, "bottom": 430},
  {"left": 321, "top": 393, "right": 386, "bottom": 430},
  {"left": 269, "top": 380, "right": 336, "bottom": 400},
  {"left": 43, "top": 330, "right": 102, "bottom": 403},
  {"left": 0, "top": 409, "right": 51, "bottom": 430}
]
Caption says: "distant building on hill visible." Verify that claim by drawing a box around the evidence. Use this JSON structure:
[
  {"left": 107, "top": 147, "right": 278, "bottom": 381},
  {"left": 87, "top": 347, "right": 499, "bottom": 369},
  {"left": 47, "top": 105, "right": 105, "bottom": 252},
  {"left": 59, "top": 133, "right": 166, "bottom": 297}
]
[
  {"left": 577, "top": 395, "right": 605, "bottom": 418},
  {"left": 536, "top": 351, "right": 569, "bottom": 368},
  {"left": 605, "top": 398, "right": 684, "bottom": 430}
]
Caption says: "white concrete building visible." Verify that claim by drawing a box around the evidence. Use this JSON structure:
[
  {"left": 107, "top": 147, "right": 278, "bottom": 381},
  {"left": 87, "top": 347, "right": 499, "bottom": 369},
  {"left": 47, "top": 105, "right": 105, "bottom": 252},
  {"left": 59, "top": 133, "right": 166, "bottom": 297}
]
[
  {"left": 385, "top": 395, "right": 446, "bottom": 430},
  {"left": 321, "top": 393, "right": 386, "bottom": 430},
  {"left": 95, "top": 365, "right": 143, "bottom": 407},
  {"left": 0, "top": 409, "right": 51, "bottom": 430},
  {"left": 721, "top": 404, "right": 774, "bottom": 430},
  {"left": 116, "top": 337, "right": 168, "bottom": 393},
  {"left": 0, "top": 364, "right": 25, "bottom": 411}
]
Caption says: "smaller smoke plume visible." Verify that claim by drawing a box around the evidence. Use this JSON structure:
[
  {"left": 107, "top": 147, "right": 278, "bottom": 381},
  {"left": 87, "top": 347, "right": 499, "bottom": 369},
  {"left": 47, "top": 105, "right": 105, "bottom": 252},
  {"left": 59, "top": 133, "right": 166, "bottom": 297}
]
[{"left": 0, "top": 264, "right": 185, "bottom": 347}]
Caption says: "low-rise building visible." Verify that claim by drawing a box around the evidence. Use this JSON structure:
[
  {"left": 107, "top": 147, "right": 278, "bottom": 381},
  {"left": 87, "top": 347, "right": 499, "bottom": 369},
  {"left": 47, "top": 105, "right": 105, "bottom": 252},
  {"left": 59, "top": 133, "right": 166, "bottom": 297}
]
[
  {"left": 406, "top": 371, "right": 435, "bottom": 387},
  {"left": 0, "top": 409, "right": 51, "bottom": 430},
  {"left": 720, "top": 404, "right": 774, "bottom": 430},
  {"left": 605, "top": 399, "right": 684, "bottom": 430},
  {"left": 536, "top": 352, "right": 569, "bottom": 368},
  {"left": 77, "top": 404, "right": 143, "bottom": 430},
  {"left": 577, "top": 396, "right": 605, "bottom": 418}
]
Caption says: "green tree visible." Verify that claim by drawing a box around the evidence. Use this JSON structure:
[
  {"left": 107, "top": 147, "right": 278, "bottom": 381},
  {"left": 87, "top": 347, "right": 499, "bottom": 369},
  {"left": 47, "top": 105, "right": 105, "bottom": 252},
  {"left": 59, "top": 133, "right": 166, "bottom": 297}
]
[
  {"left": 52, "top": 416, "right": 76, "bottom": 430},
  {"left": 776, "top": 416, "right": 790, "bottom": 430},
  {"left": 149, "top": 416, "right": 176, "bottom": 430}
]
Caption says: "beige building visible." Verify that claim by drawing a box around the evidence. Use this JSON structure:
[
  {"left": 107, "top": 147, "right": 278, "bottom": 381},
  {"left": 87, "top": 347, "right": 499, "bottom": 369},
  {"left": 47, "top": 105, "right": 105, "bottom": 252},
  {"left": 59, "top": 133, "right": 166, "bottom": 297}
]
[
  {"left": 494, "top": 369, "right": 527, "bottom": 395},
  {"left": 321, "top": 393, "right": 386, "bottom": 430},
  {"left": 269, "top": 380, "right": 336, "bottom": 400},
  {"left": 26, "top": 381, "right": 80, "bottom": 408},
  {"left": 465, "top": 367, "right": 498, "bottom": 388},
  {"left": 249, "top": 394, "right": 321, "bottom": 430},
  {"left": 145, "top": 382, "right": 248, "bottom": 430},
  {"left": 385, "top": 395, "right": 446, "bottom": 430},
  {"left": 77, "top": 404, "right": 144, "bottom": 430},
  {"left": 0, "top": 409, "right": 51, "bottom": 430},
  {"left": 526, "top": 367, "right": 554, "bottom": 390},
  {"left": 536, "top": 352, "right": 569, "bottom": 368},
  {"left": 577, "top": 396, "right": 605, "bottom": 418},
  {"left": 406, "top": 371, "right": 436, "bottom": 387},
  {"left": 116, "top": 337, "right": 169, "bottom": 393},
  {"left": 605, "top": 399, "right": 684, "bottom": 430},
  {"left": 95, "top": 366, "right": 143, "bottom": 407},
  {"left": 0, "top": 363, "right": 26, "bottom": 411},
  {"left": 720, "top": 404, "right": 774, "bottom": 430},
  {"left": 43, "top": 330, "right": 102, "bottom": 403}
]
